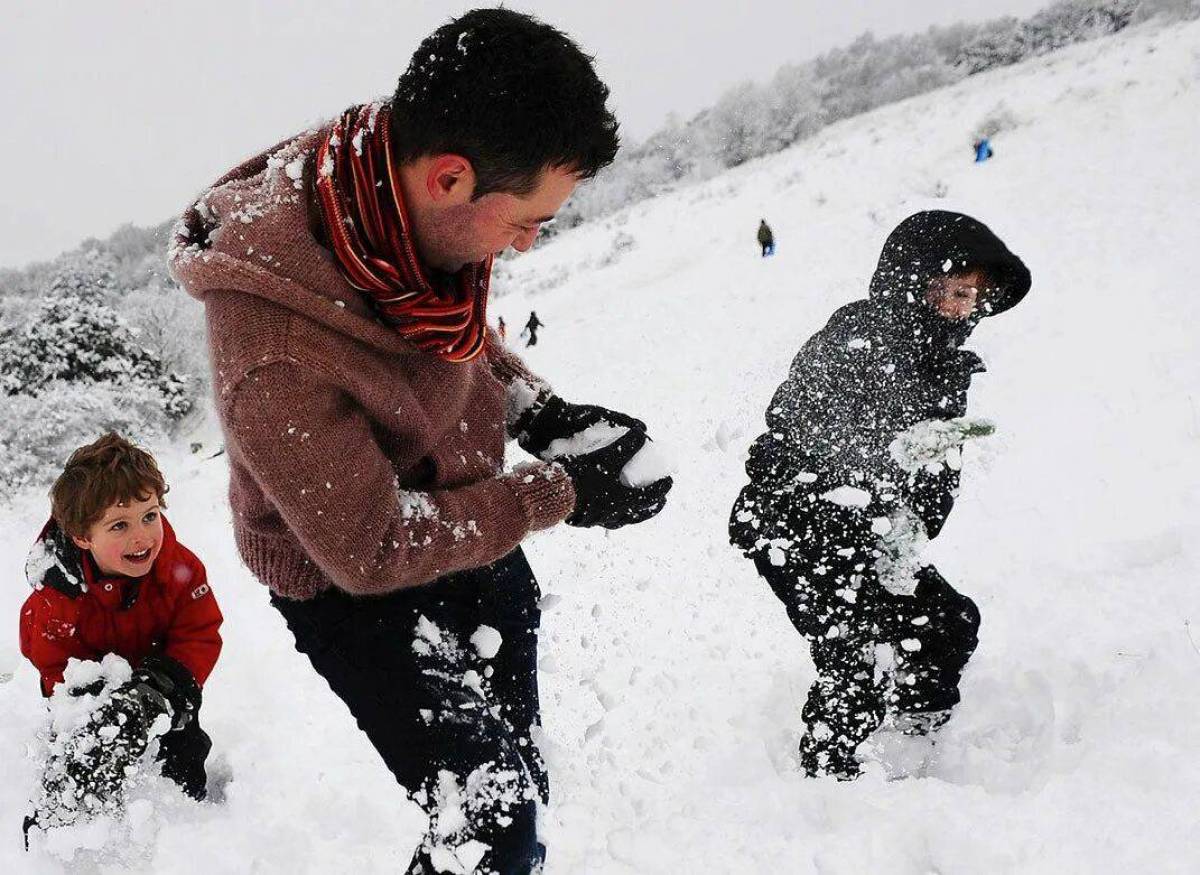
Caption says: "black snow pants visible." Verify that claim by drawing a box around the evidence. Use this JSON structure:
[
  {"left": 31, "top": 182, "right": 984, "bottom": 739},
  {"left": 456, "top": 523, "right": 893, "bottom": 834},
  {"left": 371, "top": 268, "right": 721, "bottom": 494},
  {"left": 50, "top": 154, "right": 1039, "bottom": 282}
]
[
  {"left": 754, "top": 553, "right": 980, "bottom": 779},
  {"left": 272, "top": 548, "right": 547, "bottom": 875}
]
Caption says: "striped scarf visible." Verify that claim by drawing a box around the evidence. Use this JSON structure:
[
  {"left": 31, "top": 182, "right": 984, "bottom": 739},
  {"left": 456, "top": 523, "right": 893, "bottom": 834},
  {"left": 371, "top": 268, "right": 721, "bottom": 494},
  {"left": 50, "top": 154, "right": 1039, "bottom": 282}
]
[{"left": 314, "top": 103, "right": 490, "bottom": 363}]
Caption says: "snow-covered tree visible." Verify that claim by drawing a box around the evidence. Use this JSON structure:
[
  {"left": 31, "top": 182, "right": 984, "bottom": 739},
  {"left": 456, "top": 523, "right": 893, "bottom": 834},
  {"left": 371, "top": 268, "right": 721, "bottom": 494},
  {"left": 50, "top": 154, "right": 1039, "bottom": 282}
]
[
  {"left": 709, "top": 82, "right": 778, "bottom": 167},
  {"left": 118, "top": 282, "right": 208, "bottom": 389},
  {"left": 0, "top": 256, "right": 190, "bottom": 419},
  {"left": 815, "top": 32, "right": 960, "bottom": 122},
  {"left": 1021, "top": 0, "right": 1138, "bottom": 55},
  {"left": 0, "top": 251, "right": 193, "bottom": 486},
  {"left": 956, "top": 0, "right": 1138, "bottom": 74},
  {"left": 767, "top": 64, "right": 826, "bottom": 149},
  {"left": 955, "top": 17, "right": 1027, "bottom": 74},
  {"left": 0, "top": 382, "right": 172, "bottom": 489}
]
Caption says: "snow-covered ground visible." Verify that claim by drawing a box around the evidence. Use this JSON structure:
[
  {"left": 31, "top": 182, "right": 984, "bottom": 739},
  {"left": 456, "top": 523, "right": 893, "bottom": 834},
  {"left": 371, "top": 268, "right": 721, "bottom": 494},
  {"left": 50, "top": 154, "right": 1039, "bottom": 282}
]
[{"left": 4, "top": 17, "right": 1200, "bottom": 874}]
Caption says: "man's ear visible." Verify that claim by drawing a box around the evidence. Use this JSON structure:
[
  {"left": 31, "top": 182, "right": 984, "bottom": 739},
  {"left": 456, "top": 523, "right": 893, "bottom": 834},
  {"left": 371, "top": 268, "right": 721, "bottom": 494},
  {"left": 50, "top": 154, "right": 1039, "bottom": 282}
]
[
  {"left": 426, "top": 154, "right": 476, "bottom": 204},
  {"left": 70, "top": 533, "right": 92, "bottom": 551}
]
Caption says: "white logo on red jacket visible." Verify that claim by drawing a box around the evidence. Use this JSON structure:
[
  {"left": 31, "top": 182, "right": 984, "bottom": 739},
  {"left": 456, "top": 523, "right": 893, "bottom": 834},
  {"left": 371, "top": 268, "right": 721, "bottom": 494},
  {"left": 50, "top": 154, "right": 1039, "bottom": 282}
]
[{"left": 191, "top": 583, "right": 210, "bottom": 600}]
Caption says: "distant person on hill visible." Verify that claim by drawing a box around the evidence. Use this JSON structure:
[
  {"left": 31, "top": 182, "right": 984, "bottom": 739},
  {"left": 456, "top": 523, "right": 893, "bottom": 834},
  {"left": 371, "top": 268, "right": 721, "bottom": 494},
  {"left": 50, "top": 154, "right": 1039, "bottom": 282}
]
[
  {"left": 974, "top": 138, "right": 994, "bottom": 163},
  {"left": 498, "top": 315, "right": 508, "bottom": 342},
  {"left": 730, "top": 211, "right": 1030, "bottom": 780},
  {"left": 758, "top": 219, "right": 776, "bottom": 257},
  {"left": 522, "top": 310, "right": 545, "bottom": 347}
]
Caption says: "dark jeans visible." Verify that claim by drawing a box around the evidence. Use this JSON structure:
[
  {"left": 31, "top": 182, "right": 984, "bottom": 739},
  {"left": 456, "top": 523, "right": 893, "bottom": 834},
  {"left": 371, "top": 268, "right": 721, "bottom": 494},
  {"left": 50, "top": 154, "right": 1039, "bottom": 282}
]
[
  {"left": 754, "top": 555, "right": 979, "bottom": 778},
  {"left": 272, "top": 548, "right": 547, "bottom": 875}
]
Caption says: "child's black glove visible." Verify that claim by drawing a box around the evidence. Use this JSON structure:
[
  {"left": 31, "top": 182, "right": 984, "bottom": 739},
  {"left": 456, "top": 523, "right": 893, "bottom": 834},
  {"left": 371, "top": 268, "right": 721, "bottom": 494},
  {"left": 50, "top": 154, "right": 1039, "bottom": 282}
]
[
  {"left": 516, "top": 393, "right": 648, "bottom": 460},
  {"left": 131, "top": 654, "right": 201, "bottom": 731},
  {"left": 24, "top": 657, "right": 201, "bottom": 848},
  {"left": 26, "top": 682, "right": 169, "bottom": 844},
  {"left": 559, "top": 429, "right": 673, "bottom": 529},
  {"left": 63, "top": 660, "right": 192, "bottom": 792}
]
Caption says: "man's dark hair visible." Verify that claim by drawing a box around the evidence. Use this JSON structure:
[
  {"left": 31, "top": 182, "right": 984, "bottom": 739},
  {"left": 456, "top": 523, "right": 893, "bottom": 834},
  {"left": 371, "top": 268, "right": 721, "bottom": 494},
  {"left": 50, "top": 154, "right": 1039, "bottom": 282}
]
[{"left": 391, "top": 8, "right": 620, "bottom": 197}]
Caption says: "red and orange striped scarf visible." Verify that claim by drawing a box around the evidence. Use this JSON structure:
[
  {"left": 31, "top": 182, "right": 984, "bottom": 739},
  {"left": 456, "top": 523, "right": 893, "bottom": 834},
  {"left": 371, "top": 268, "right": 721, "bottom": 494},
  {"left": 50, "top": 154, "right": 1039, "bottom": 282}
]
[{"left": 314, "top": 103, "right": 490, "bottom": 363}]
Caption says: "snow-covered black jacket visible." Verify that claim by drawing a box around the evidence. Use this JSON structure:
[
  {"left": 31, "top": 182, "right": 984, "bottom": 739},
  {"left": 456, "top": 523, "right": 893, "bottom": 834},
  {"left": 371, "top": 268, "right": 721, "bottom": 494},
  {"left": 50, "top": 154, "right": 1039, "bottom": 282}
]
[{"left": 730, "top": 211, "right": 1030, "bottom": 561}]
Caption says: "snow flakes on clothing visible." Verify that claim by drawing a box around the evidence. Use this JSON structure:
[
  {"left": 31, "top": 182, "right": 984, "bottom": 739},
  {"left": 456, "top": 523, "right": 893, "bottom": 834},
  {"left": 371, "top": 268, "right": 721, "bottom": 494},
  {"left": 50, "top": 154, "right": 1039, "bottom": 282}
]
[
  {"left": 545, "top": 422, "right": 627, "bottom": 459},
  {"left": 470, "top": 625, "right": 504, "bottom": 660},
  {"left": 821, "top": 485, "right": 872, "bottom": 509},
  {"left": 26, "top": 535, "right": 83, "bottom": 594},
  {"left": 873, "top": 507, "right": 930, "bottom": 597},
  {"left": 412, "top": 616, "right": 493, "bottom": 720},
  {"left": 399, "top": 489, "right": 440, "bottom": 522},
  {"left": 425, "top": 765, "right": 526, "bottom": 874}
]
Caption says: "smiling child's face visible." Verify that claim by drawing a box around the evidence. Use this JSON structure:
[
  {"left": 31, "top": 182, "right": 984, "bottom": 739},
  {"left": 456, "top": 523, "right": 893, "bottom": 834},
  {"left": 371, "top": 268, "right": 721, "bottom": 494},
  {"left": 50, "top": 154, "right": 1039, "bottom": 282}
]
[{"left": 70, "top": 494, "right": 164, "bottom": 578}]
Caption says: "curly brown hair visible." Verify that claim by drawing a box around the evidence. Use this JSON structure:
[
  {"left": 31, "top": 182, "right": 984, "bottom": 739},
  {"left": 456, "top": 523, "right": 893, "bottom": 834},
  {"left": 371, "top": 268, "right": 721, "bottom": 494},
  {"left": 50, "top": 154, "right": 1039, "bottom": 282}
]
[{"left": 50, "top": 433, "right": 168, "bottom": 538}]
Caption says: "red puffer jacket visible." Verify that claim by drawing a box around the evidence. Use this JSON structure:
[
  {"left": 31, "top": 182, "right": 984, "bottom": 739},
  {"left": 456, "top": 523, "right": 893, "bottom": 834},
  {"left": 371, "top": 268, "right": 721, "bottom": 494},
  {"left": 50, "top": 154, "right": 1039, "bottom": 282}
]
[{"left": 19, "top": 516, "right": 223, "bottom": 697}]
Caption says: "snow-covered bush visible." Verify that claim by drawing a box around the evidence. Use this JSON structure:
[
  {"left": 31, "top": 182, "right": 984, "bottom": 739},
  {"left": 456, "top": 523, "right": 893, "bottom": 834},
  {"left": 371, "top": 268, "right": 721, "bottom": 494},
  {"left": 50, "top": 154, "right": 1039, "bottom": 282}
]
[
  {"left": 0, "top": 382, "right": 171, "bottom": 489},
  {"left": 1022, "top": 0, "right": 1139, "bottom": 54},
  {"left": 0, "top": 276, "right": 190, "bottom": 414},
  {"left": 955, "top": 17, "right": 1030, "bottom": 74},
  {"left": 41, "top": 248, "right": 120, "bottom": 302},
  {"left": 814, "top": 32, "right": 959, "bottom": 123},
  {"left": 709, "top": 82, "right": 780, "bottom": 167},
  {"left": 1132, "top": 0, "right": 1200, "bottom": 20},
  {"left": 956, "top": 0, "right": 1138, "bottom": 73},
  {"left": 118, "top": 285, "right": 207, "bottom": 388},
  {"left": 767, "top": 64, "right": 827, "bottom": 148},
  {"left": 0, "top": 250, "right": 193, "bottom": 488}
]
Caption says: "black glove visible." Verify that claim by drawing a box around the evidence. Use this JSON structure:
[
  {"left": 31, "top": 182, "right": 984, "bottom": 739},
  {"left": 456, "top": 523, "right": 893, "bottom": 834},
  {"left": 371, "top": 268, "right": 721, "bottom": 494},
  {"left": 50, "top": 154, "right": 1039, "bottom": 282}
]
[
  {"left": 560, "top": 428, "right": 673, "bottom": 529},
  {"left": 517, "top": 393, "right": 647, "bottom": 461},
  {"left": 66, "top": 678, "right": 107, "bottom": 698},
  {"left": 26, "top": 672, "right": 175, "bottom": 841},
  {"left": 132, "top": 655, "right": 202, "bottom": 730}
]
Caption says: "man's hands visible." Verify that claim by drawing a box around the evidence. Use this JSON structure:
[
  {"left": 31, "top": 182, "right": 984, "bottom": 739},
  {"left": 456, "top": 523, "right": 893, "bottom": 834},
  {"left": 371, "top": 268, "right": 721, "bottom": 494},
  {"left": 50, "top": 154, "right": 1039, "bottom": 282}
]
[
  {"left": 560, "top": 429, "right": 672, "bottom": 529},
  {"left": 517, "top": 394, "right": 673, "bottom": 529},
  {"left": 517, "top": 394, "right": 646, "bottom": 460}
]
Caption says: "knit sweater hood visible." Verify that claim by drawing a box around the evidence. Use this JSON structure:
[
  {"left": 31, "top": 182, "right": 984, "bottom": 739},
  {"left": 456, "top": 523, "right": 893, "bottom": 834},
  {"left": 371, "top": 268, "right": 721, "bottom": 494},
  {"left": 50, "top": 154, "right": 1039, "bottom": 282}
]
[
  {"left": 169, "top": 127, "right": 575, "bottom": 600},
  {"left": 170, "top": 127, "right": 413, "bottom": 354}
]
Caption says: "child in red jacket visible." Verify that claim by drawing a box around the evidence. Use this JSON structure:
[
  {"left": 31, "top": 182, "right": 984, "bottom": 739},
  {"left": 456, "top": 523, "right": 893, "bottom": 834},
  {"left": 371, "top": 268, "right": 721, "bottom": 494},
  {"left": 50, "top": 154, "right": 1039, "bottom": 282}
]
[{"left": 20, "top": 433, "right": 223, "bottom": 804}]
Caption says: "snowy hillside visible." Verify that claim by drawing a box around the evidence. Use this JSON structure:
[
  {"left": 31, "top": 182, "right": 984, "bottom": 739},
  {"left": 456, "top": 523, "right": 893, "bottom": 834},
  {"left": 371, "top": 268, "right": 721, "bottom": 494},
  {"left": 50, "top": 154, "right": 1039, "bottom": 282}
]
[{"left": 4, "top": 17, "right": 1200, "bottom": 874}]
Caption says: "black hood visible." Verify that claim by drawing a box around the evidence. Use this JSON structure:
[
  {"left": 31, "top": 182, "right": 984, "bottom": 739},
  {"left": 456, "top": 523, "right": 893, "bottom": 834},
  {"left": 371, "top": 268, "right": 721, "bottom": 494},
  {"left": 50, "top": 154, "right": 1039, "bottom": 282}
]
[{"left": 869, "top": 211, "right": 1031, "bottom": 319}]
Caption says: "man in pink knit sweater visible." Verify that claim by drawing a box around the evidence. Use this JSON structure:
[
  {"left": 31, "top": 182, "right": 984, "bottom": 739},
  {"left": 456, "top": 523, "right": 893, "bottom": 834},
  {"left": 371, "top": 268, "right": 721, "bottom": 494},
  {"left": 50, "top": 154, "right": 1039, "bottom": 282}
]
[{"left": 170, "top": 9, "right": 671, "bottom": 874}]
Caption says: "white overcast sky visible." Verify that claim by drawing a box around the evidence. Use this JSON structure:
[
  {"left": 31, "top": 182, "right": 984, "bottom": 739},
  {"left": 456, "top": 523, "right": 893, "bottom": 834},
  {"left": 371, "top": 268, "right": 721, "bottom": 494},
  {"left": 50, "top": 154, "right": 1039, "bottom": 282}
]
[{"left": 0, "top": 0, "right": 1049, "bottom": 269}]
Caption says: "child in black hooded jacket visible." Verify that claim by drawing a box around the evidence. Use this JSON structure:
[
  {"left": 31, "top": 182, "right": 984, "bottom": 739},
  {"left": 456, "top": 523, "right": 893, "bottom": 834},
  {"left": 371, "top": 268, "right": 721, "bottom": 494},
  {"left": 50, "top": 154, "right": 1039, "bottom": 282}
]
[{"left": 730, "top": 211, "right": 1031, "bottom": 779}]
